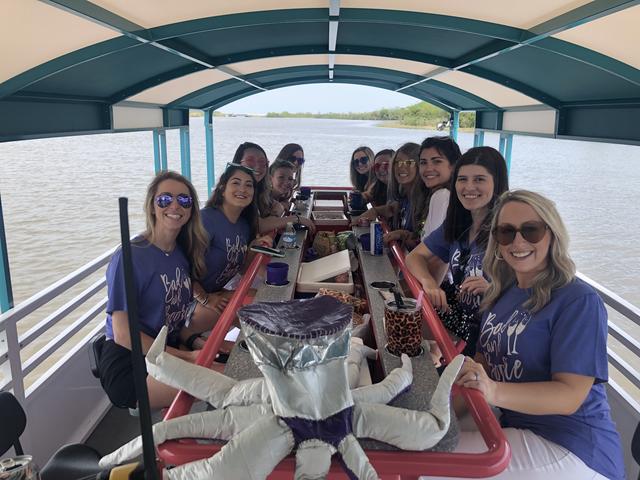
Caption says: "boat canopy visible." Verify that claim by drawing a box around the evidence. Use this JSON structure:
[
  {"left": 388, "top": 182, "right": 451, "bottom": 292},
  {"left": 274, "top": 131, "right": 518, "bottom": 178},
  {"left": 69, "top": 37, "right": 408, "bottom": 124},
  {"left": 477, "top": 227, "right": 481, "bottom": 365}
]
[{"left": 1, "top": 0, "right": 639, "bottom": 144}]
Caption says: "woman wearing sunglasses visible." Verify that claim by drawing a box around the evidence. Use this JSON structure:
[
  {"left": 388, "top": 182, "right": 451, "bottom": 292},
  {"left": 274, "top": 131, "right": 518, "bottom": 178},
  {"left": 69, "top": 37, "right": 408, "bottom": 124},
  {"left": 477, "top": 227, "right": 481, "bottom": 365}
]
[
  {"left": 349, "top": 146, "right": 374, "bottom": 192},
  {"left": 449, "top": 190, "right": 624, "bottom": 480},
  {"left": 355, "top": 143, "right": 420, "bottom": 247},
  {"left": 362, "top": 148, "right": 394, "bottom": 207},
  {"left": 412, "top": 136, "right": 461, "bottom": 240},
  {"left": 406, "top": 147, "right": 509, "bottom": 355},
  {"left": 191, "top": 163, "right": 272, "bottom": 328},
  {"left": 233, "top": 142, "right": 315, "bottom": 234},
  {"left": 275, "top": 143, "right": 304, "bottom": 191},
  {"left": 99, "top": 171, "right": 209, "bottom": 409}
]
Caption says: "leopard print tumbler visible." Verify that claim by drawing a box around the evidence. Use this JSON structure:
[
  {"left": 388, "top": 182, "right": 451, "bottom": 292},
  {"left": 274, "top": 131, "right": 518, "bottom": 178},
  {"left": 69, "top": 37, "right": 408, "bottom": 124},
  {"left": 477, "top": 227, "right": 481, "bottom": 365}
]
[{"left": 384, "top": 298, "right": 423, "bottom": 357}]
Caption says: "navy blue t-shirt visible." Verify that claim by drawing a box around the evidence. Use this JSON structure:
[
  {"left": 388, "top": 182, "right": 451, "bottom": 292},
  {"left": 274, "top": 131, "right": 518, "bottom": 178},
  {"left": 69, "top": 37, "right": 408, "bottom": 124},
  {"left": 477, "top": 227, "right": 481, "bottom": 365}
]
[
  {"left": 480, "top": 279, "right": 624, "bottom": 479},
  {"left": 424, "top": 225, "right": 486, "bottom": 317},
  {"left": 105, "top": 238, "right": 192, "bottom": 346},
  {"left": 200, "top": 207, "right": 251, "bottom": 293}
]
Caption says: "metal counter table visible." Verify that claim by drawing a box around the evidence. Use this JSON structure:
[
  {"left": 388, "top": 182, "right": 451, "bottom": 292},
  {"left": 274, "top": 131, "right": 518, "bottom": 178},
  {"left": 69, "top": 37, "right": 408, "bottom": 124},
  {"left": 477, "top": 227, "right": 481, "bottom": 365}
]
[{"left": 222, "top": 221, "right": 458, "bottom": 453}]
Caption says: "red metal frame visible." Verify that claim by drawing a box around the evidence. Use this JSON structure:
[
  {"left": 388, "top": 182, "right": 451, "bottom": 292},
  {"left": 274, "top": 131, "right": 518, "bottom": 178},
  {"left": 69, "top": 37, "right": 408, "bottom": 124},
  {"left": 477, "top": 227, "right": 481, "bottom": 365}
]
[{"left": 157, "top": 196, "right": 510, "bottom": 479}]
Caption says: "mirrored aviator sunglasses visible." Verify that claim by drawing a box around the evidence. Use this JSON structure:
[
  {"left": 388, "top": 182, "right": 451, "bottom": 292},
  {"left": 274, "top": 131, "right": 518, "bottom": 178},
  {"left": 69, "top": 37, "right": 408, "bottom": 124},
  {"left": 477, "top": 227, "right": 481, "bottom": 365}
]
[
  {"left": 155, "top": 193, "right": 193, "bottom": 209},
  {"left": 493, "top": 221, "right": 548, "bottom": 246},
  {"left": 353, "top": 156, "right": 369, "bottom": 166}
]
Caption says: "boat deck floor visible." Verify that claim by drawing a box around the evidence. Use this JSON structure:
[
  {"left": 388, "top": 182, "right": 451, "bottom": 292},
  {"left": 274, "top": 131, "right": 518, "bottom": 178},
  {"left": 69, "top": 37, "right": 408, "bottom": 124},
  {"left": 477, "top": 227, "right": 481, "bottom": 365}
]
[{"left": 86, "top": 402, "right": 207, "bottom": 457}]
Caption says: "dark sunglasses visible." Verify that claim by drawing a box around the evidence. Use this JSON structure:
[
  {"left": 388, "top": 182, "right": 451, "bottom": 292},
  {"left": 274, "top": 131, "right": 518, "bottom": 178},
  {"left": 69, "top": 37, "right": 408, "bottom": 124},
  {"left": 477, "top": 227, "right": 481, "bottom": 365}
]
[
  {"left": 493, "top": 221, "right": 548, "bottom": 246},
  {"left": 155, "top": 192, "right": 193, "bottom": 209},
  {"left": 353, "top": 156, "right": 369, "bottom": 166},
  {"left": 226, "top": 162, "right": 255, "bottom": 175},
  {"left": 289, "top": 155, "right": 305, "bottom": 165}
]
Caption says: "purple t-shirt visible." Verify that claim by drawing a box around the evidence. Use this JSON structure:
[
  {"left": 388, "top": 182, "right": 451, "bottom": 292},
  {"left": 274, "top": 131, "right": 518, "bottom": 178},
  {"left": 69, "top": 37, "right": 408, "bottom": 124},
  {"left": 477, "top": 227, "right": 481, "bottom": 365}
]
[
  {"left": 200, "top": 207, "right": 251, "bottom": 293},
  {"left": 424, "top": 224, "right": 486, "bottom": 316},
  {"left": 105, "top": 238, "right": 192, "bottom": 347},
  {"left": 479, "top": 279, "right": 624, "bottom": 479}
]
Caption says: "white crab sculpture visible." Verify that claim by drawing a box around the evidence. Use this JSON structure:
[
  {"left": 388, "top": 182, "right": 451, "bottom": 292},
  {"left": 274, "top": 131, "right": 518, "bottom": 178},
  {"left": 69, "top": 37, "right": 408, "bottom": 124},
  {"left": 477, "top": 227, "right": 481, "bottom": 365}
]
[{"left": 100, "top": 296, "right": 463, "bottom": 480}]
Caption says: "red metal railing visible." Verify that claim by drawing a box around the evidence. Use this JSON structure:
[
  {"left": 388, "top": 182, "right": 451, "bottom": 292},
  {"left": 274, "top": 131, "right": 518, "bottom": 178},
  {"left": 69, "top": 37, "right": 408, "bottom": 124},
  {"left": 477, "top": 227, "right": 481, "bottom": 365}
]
[{"left": 157, "top": 198, "right": 510, "bottom": 479}]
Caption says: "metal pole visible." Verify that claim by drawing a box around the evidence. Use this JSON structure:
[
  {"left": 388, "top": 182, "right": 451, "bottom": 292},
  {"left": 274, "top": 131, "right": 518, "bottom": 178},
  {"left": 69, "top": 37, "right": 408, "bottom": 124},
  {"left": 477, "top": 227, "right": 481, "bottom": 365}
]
[
  {"left": 499, "top": 133, "right": 513, "bottom": 174},
  {"left": 179, "top": 127, "right": 191, "bottom": 180},
  {"left": 450, "top": 111, "right": 459, "bottom": 141},
  {"left": 473, "top": 130, "right": 485, "bottom": 147},
  {"left": 159, "top": 130, "right": 168, "bottom": 171},
  {"left": 0, "top": 194, "right": 14, "bottom": 312},
  {"left": 152, "top": 130, "right": 161, "bottom": 174},
  {"left": 204, "top": 110, "right": 215, "bottom": 194}
]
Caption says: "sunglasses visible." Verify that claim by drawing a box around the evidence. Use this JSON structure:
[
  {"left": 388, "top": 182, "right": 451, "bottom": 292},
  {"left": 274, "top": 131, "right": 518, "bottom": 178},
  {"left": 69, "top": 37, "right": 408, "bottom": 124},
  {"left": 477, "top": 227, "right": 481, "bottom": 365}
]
[
  {"left": 226, "top": 162, "right": 255, "bottom": 175},
  {"left": 290, "top": 155, "right": 305, "bottom": 165},
  {"left": 395, "top": 159, "right": 416, "bottom": 168},
  {"left": 374, "top": 161, "right": 390, "bottom": 171},
  {"left": 493, "top": 221, "right": 548, "bottom": 245},
  {"left": 155, "top": 192, "right": 193, "bottom": 209},
  {"left": 352, "top": 156, "right": 369, "bottom": 166}
]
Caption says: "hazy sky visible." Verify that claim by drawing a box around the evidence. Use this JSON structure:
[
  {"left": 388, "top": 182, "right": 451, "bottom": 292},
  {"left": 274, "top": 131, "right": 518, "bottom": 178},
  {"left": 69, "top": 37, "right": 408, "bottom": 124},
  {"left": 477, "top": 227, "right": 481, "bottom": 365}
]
[{"left": 218, "top": 84, "right": 419, "bottom": 114}]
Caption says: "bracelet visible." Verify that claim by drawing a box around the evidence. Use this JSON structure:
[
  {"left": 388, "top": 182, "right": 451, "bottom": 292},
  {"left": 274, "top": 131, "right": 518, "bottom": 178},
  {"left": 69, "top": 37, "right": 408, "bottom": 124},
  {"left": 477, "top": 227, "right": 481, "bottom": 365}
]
[
  {"left": 194, "top": 292, "right": 209, "bottom": 306},
  {"left": 185, "top": 333, "right": 203, "bottom": 351}
]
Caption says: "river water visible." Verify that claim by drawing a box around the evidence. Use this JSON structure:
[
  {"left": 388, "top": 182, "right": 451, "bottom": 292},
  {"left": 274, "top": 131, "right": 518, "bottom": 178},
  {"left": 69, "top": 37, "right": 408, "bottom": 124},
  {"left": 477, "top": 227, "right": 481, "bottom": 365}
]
[{"left": 1, "top": 117, "right": 639, "bottom": 385}]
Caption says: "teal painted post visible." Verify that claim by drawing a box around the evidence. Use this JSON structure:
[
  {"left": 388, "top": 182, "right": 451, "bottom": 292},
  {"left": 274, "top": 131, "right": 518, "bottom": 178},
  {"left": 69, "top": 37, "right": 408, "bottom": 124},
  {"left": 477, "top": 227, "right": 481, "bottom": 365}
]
[
  {"left": 159, "top": 130, "right": 168, "bottom": 171},
  {"left": 204, "top": 110, "right": 215, "bottom": 195},
  {"left": 499, "top": 133, "right": 514, "bottom": 174},
  {"left": 0, "top": 194, "right": 14, "bottom": 312},
  {"left": 450, "top": 111, "right": 459, "bottom": 141},
  {"left": 179, "top": 127, "right": 191, "bottom": 180},
  {"left": 152, "top": 130, "right": 161, "bottom": 173},
  {"left": 473, "top": 130, "right": 485, "bottom": 147}
]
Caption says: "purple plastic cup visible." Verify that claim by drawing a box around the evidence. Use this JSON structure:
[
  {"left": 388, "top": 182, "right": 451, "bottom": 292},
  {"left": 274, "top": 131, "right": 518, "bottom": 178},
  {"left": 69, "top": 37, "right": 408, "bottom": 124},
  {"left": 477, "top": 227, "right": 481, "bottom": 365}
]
[
  {"left": 358, "top": 233, "right": 371, "bottom": 251},
  {"left": 266, "top": 262, "right": 289, "bottom": 285}
]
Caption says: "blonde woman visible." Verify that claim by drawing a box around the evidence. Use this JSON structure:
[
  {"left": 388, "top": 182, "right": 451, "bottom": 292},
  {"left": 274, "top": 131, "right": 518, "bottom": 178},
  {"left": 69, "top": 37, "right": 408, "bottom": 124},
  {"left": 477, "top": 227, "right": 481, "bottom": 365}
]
[
  {"left": 99, "top": 171, "right": 208, "bottom": 409},
  {"left": 452, "top": 190, "right": 624, "bottom": 480}
]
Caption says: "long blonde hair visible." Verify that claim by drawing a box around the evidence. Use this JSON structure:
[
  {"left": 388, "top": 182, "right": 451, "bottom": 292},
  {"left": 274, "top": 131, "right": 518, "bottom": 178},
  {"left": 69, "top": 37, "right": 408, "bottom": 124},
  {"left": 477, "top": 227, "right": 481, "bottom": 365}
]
[
  {"left": 143, "top": 171, "right": 208, "bottom": 280},
  {"left": 482, "top": 190, "right": 576, "bottom": 312}
]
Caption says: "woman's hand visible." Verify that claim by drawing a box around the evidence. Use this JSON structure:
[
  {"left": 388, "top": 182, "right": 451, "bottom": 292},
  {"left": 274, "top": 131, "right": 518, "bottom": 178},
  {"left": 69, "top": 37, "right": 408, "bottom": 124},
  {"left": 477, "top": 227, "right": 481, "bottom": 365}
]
[
  {"left": 251, "top": 235, "right": 273, "bottom": 248},
  {"left": 383, "top": 229, "right": 408, "bottom": 246},
  {"left": 299, "top": 216, "right": 316, "bottom": 234},
  {"left": 427, "top": 340, "right": 443, "bottom": 368},
  {"left": 421, "top": 283, "right": 449, "bottom": 312},
  {"left": 460, "top": 276, "right": 490, "bottom": 296},
  {"left": 200, "top": 290, "right": 233, "bottom": 314},
  {"left": 456, "top": 356, "right": 497, "bottom": 405}
]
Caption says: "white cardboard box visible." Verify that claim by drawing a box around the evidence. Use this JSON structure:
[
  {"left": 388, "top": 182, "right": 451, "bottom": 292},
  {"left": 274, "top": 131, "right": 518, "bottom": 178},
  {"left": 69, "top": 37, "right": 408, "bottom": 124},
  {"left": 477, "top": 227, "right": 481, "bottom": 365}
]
[{"left": 296, "top": 249, "right": 354, "bottom": 293}]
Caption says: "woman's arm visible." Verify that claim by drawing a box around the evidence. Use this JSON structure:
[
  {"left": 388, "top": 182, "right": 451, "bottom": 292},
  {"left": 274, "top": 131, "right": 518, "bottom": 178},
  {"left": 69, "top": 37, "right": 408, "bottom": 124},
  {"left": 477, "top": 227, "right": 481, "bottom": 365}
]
[
  {"left": 406, "top": 242, "right": 449, "bottom": 310},
  {"left": 111, "top": 311, "right": 198, "bottom": 362},
  {"left": 258, "top": 214, "right": 316, "bottom": 234},
  {"left": 458, "top": 357, "right": 594, "bottom": 415}
]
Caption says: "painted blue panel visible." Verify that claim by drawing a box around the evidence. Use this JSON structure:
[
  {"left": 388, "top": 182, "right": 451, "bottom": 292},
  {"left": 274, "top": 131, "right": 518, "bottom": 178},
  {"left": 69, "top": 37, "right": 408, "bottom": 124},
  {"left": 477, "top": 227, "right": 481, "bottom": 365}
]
[
  {"left": 477, "top": 45, "right": 639, "bottom": 102},
  {"left": 0, "top": 98, "right": 110, "bottom": 141}
]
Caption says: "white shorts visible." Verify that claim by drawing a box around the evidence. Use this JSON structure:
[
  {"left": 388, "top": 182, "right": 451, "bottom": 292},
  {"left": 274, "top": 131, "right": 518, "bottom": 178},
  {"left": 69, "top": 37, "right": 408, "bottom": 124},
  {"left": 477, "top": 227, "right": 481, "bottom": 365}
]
[{"left": 421, "top": 427, "right": 608, "bottom": 480}]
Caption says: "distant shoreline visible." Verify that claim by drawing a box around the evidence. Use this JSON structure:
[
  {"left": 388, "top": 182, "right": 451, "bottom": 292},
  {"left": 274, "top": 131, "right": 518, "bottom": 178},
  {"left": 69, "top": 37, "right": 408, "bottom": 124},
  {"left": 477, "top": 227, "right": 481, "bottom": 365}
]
[{"left": 190, "top": 101, "right": 476, "bottom": 130}]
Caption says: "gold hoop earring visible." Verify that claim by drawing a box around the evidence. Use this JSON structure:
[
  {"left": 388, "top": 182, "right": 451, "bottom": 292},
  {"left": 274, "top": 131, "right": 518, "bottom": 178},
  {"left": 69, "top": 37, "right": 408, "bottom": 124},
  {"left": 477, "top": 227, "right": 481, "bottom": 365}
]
[{"left": 494, "top": 249, "right": 504, "bottom": 261}]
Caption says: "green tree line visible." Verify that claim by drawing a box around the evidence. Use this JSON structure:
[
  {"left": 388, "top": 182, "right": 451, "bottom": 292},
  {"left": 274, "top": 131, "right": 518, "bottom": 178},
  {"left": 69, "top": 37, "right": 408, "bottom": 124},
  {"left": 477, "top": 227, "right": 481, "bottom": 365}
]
[{"left": 264, "top": 102, "right": 475, "bottom": 128}]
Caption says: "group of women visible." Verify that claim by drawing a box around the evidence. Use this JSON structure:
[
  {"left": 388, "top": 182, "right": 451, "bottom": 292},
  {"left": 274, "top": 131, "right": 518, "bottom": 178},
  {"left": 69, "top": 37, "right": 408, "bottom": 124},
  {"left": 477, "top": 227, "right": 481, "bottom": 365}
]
[
  {"left": 98, "top": 141, "right": 314, "bottom": 411},
  {"left": 351, "top": 139, "right": 623, "bottom": 479},
  {"left": 99, "top": 136, "right": 624, "bottom": 479}
]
